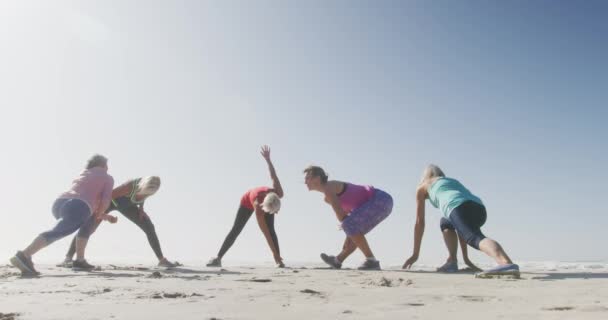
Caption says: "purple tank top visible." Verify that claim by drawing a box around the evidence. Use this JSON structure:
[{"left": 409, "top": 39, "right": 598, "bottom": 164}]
[{"left": 338, "top": 183, "right": 374, "bottom": 213}]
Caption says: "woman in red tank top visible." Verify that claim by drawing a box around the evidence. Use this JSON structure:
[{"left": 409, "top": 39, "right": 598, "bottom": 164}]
[{"left": 206, "top": 146, "right": 285, "bottom": 268}]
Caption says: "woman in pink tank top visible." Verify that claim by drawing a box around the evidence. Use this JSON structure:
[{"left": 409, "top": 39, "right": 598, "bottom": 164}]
[
  {"left": 206, "top": 146, "right": 285, "bottom": 268},
  {"left": 304, "top": 165, "right": 393, "bottom": 270}
]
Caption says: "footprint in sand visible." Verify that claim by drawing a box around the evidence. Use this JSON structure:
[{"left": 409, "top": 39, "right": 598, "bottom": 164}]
[
  {"left": 543, "top": 306, "right": 575, "bottom": 311},
  {"left": 459, "top": 295, "right": 492, "bottom": 302},
  {"left": 0, "top": 313, "right": 20, "bottom": 320}
]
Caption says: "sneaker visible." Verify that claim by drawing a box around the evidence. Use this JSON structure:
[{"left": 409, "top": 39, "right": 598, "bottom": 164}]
[
  {"left": 72, "top": 259, "right": 96, "bottom": 271},
  {"left": 476, "top": 264, "right": 520, "bottom": 277},
  {"left": 276, "top": 262, "right": 285, "bottom": 268},
  {"left": 357, "top": 259, "right": 381, "bottom": 271},
  {"left": 320, "top": 253, "right": 342, "bottom": 269},
  {"left": 436, "top": 261, "right": 458, "bottom": 273},
  {"left": 10, "top": 251, "right": 39, "bottom": 275},
  {"left": 206, "top": 257, "right": 222, "bottom": 267},
  {"left": 158, "top": 259, "right": 181, "bottom": 268},
  {"left": 57, "top": 258, "right": 73, "bottom": 268}
]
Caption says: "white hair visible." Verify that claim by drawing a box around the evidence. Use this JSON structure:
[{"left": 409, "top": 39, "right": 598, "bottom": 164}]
[
  {"left": 420, "top": 164, "right": 445, "bottom": 185},
  {"left": 137, "top": 176, "right": 161, "bottom": 196},
  {"left": 262, "top": 192, "right": 281, "bottom": 214}
]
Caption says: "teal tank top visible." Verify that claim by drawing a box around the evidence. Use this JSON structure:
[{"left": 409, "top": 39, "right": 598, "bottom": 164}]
[{"left": 427, "top": 177, "right": 483, "bottom": 219}]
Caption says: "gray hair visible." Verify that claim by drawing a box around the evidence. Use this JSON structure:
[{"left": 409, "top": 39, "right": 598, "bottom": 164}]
[
  {"left": 262, "top": 192, "right": 281, "bottom": 214},
  {"left": 137, "top": 176, "right": 161, "bottom": 196},
  {"left": 86, "top": 154, "right": 108, "bottom": 169},
  {"left": 420, "top": 164, "right": 445, "bottom": 185}
]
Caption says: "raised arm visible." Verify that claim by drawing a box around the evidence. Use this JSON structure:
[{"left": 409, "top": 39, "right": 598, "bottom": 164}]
[
  {"left": 402, "top": 185, "right": 427, "bottom": 269},
  {"left": 260, "top": 145, "right": 284, "bottom": 198}
]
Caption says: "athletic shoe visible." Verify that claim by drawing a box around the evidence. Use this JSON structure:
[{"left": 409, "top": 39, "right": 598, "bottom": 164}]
[
  {"left": 56, "top": 258, "right": 73, "bottom": 268},
  {"left": 72, "top": 259, "right": 96, "bottom": 271},
  {"left": 10, "top": 251, "right": 39, "bottom": 275},
  {"left": 158, "top": 259, "right": 180, "bottom": 268},
  {"left": 206, "top": 257, "right": 222, "bottom": 267},
  {"left": 320, "top": 253, "right": 342, "bottom": 269},
  {"left": 436, "top": 261, "right": 458, "bottom": 273},
  {"left": 476, "top": 264, "right": 520, "bottom": 277},
  {"left": 276, "top": 262, "right": 285, "bottom": 268},
  {"left": 357, "top": 259, "right": 381, "bottom": 271}
]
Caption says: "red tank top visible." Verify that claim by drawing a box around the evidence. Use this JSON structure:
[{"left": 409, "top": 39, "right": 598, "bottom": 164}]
[{"left": 240, "top": 186, "right": 271, "bottom": 210}]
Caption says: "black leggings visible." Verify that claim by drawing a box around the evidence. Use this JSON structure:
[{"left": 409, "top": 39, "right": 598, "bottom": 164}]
[
  {"left": 439, "top": 201, "right": 487, "bottom": 250},
  {"left": 217, "top": 206, "right": 280, "bottom": 258},
  {"left": 67, "top": 205, "right": 164, "bottom": 259}
]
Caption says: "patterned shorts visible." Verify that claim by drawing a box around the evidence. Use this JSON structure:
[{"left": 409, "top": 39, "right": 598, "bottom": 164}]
[{"left": 341, "top": 189, "right": 393, "bottom": 236}]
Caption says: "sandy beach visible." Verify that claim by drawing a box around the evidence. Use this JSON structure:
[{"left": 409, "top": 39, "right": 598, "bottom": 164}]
[{"left": 1, "top": 263, "right": 607, "bottom": 319}]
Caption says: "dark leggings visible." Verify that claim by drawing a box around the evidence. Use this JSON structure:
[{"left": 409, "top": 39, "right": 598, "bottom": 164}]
[
  {"left": 67, "top": 204, "right": 164, "bottom": 259},
  {"left": 217, "top": 206, "right": 280, "bottom": 258},
  {"left": 439, "top": 201, "right": 487, "bottom": 250}
]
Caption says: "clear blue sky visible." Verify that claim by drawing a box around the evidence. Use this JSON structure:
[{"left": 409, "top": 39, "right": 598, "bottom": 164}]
[{"left": 1, "top": 0, "right": 606, "bottom": 266}]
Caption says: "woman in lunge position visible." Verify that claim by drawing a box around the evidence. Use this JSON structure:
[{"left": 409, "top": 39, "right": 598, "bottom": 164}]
[
  {"left": 402, "top": 164, "right": 519, "bottom": 276},
  {"left": 10, "top": 154, "right": 115, "bottom": 274}
]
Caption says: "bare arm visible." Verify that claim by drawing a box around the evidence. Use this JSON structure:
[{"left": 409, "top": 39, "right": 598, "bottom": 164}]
[
  {"left": 111, "top": 180, "right": 136, "bottom": 199},
  {"left": 459, "top": 236, "right": 482, "bottom": 271},
  {"left": 260, "top": 145, "right": 284, "bottom": 198},
  {"left": 324, "top": 182, "right": 348, "bottom": 222},
  {"left": 96, "top": 176, "right": 115, "bottom": 218},
  {"left": 254, "top": 202, "right": 281, "bottom": 262},
  {"left": 403, "top": 186, "right": 427, "bottom": 269}
]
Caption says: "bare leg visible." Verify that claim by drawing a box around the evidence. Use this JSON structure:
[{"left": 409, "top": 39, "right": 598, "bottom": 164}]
[
  {"left": 459, "top": 236, "right": 482, "bottom": 271},
  {"left": 75, "top": 237, "right": 89, "bottom": 261},
  {"left": 442, "top": 229, "right": 458, "bottom": 263},
  {"left": 336, "top": 237, "right": 357, "bottom": 262},
  {"left": 478, "top": 238, "right": 513, "bottom": 265},
  {"left": 23, "top": 236, "right": 49, "bottom": 258},
  {"left": 348, "top": 234, "right": 374, "bottom": 258}
]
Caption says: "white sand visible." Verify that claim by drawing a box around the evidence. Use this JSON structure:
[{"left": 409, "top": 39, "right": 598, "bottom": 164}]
[{"left": 1, "top": 263, "right": 607, "bottom": 319}]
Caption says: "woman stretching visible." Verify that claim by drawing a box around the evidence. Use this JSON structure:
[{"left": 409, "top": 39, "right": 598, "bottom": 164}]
[
  {"left": 61, "top": 176, "right": 179, "bottom": 268},
  {"left": 304, "top": 166, "right": 393, "bottom": 270},
  {"left": 207, "top": 145, "right": 284, "bottom": 268},
  {"left": 402, "top": 165, "right": 519, "bottom": 276},
  {"left": 10, "top": 155, "right": 115, "bottom": 274}
]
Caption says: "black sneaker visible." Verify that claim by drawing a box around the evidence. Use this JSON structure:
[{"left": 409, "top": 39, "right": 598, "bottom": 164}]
[
  {"left": 10, "top": 251, "right": 39, "bottom": 275},
  {"left": 357, "top": 259, "right": 381, "bottom": 270},
  {"left": 72, "top": 259, "right": 95, "bottom": 271},
  {"left": 320, "top": 253, "right": 342, "bottom": 269},
  {"left": 206, "top": 257, "right": 221, "bottom": 267}
]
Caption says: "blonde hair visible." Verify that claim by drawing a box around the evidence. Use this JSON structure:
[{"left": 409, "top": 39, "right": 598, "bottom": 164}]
[
  {"left": 420, "top": 164, "right": 445, "bottom": 185},
  {"left": 262, "top": 192, "right": 281, "bottom": 214},
  {"left": 137, "top": 176, "right": 161, "bottom": 196}
]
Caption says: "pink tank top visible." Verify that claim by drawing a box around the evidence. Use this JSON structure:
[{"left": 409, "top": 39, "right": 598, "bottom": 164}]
[
  {"left": 240, "top": 186, "right": 271, "bottom": 210},
  {"left": 338, "top": 183, "right": 374, "bottom": 213}
]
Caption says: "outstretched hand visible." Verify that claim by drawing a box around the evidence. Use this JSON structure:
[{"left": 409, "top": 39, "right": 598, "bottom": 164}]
[
  {"left": 402, "top": 255, "right": 418, "bottom": 269},
  {"left": 260, "top": 145, "right": 272, "bottom": 161},
  {"left": 463, "top": 259, "right": 483, "bottom": 272}
]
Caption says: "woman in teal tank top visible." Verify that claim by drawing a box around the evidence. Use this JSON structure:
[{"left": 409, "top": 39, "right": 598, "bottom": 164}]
[{"left": 402, "top": 165, "right": 519, "bottom": 276}]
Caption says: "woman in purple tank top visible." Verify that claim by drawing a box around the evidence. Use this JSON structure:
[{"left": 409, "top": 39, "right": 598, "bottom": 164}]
[{"left": 303, "top": 165, "right": 393, "bottom": 270}]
